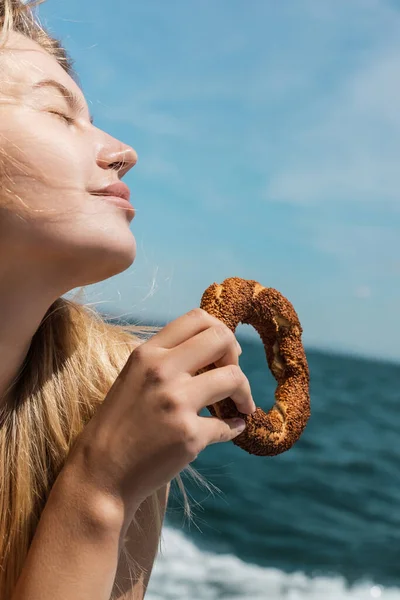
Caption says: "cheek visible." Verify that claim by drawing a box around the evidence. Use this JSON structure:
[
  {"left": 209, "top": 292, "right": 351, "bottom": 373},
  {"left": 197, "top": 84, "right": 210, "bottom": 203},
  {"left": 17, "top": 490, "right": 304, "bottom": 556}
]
[
  {"left": 0, "top": 133, "right": 83, "bottom": 237},
  {"left": 1, "top": 118, "right": 89, "bottom": 212},
  {"left": 0, "top": 115, "right": 136, "bottom": 281}
]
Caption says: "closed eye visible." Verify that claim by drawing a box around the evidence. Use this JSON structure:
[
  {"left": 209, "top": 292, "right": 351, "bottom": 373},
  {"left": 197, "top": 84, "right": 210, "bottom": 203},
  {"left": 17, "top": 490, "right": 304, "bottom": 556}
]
[{"left": 48, "top": 110, "right": 75, "bottom": 125}]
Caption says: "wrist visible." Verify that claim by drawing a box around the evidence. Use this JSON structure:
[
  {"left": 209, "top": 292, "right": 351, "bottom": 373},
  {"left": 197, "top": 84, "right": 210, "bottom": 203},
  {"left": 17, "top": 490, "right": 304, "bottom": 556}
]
[
  {"left": 59, "top": 440, "right": 142, "bottom": 541},
  {"left": 54, "top": 451, "right": 126, "bottom": 541}
]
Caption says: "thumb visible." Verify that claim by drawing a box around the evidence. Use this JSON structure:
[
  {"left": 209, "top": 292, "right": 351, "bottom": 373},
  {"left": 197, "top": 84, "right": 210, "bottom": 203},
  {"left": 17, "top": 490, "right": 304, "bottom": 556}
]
[{"left": 203, "top": 416, "right": 247, "bottom": 445}]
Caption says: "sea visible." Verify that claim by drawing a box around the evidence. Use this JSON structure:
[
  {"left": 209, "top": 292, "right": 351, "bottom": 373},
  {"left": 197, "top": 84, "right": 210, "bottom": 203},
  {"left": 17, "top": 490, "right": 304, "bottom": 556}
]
[{"left": 143, "top": 336, "right": 400, "bottom": 599}]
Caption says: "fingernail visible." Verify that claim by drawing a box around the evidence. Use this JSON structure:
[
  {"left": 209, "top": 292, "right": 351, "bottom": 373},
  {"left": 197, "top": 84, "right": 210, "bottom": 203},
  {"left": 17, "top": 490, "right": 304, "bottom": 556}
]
[
  {"left": 232, "top": 418, "right": 246, "bottom": 432},
  {"left": 236, "top": 340, "right": 242, "bottom": 355}
]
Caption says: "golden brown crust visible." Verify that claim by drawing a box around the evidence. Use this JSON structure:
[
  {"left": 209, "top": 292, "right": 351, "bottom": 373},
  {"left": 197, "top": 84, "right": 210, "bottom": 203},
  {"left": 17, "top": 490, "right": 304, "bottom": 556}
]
[{"left": 199, "top": 277, "right": 310, "bottom": 456}]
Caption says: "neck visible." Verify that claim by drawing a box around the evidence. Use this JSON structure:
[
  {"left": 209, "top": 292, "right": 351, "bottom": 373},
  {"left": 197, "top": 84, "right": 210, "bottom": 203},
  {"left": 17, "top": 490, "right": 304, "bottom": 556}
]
[{"left": 0, "top": 268, "right": 63, "bottom": 405}]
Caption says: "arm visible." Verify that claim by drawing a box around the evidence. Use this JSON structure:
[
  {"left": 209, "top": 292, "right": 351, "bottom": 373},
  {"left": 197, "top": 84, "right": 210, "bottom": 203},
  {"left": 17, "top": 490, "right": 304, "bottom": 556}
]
[
  {"left": 11, "top": 456, "right": 130, "bottom": 600},
  {"left": 111, "top": 483, "right": 170, "bottom": 600}
]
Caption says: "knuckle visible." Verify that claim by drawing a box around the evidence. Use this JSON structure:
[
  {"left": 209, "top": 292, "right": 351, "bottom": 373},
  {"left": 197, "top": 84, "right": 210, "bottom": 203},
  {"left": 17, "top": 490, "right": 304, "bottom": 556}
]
[
  {"left": 219, "top": 428, "right": 230, "bottom": 444},
  {"left": 158, "top": 387, "right": 186, "bottom": 413},
  {"left": 212, "top": 423, "right": 231, "bottom": 446},
  {"left": 178, "top": 419, "right": 197, "bottom": 444},
  {"left": 187, "top": 307, "right": 207, "bottom": 320},
  {"left": 158, "top": 395, "right": 177, "bottom": 414},
  {"left": 122, "top": 344, "right": 149, "bottom": 380},
  {"left": 186, "top": 309, "right": 230, "bottom": 336},
  {"left": 144, "top": 362, "right": 169, "bottom": 386},
  {"left": 129, "top": 342, "right": 149, "bottom": 365},
  {"left": 213, "top": 324, "right": 234, "bottom": 343},
  {"left": 174, "top": 420, "right": 200, "bottom": 458},
  {"left": 228, "top": 364, "right": 243, "bottom": 384}
]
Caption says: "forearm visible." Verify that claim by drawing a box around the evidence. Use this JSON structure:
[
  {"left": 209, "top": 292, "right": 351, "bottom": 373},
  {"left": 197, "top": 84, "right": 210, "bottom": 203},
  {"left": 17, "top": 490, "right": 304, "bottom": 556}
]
[
  {"left": 11, "top": 459, "right": 127, "bottom": 600},
  {"left": 112, "top": 483, "right": 170, "bottom": 599}
]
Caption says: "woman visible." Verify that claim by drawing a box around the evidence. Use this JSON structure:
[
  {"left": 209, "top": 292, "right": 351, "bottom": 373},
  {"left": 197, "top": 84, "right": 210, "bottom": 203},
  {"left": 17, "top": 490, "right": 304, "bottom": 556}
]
[{"left": 0, "top": 1, "right": 256, "bottom": 598}]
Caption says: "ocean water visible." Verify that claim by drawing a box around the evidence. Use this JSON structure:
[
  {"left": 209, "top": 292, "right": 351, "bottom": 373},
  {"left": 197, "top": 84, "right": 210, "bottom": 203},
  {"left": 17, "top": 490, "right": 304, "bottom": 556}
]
[{"left": 145, "top": 338, "right": 400, "bottom": 599}]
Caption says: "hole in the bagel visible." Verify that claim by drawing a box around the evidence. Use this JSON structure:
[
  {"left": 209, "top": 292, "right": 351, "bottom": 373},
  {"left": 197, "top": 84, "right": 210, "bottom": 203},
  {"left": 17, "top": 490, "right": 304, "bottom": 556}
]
[{"left": 235, "top": 323, "right": 277, "bottom": 413}]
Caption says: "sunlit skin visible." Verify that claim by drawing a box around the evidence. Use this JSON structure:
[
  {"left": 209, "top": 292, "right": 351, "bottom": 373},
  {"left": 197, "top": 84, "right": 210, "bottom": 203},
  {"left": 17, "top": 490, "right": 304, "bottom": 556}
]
[{"left": 0, "top": 30, "right": 138, "bottom": 403}]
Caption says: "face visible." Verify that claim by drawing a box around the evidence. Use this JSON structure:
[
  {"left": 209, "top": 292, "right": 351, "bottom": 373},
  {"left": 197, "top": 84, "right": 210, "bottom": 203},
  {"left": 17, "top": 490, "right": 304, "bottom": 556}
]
[{"left": 0, "top": 31, "right": 138, "bottom": 290}]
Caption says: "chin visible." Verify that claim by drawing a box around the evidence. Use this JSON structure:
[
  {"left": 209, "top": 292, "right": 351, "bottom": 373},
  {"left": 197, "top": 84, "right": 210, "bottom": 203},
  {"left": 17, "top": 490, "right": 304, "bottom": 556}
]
[
  {"left": 80, "top": 236, "right": 137, "bottom": 285},
  {"left": 104, "top": 239, "right": 137, "bottom": 278}
]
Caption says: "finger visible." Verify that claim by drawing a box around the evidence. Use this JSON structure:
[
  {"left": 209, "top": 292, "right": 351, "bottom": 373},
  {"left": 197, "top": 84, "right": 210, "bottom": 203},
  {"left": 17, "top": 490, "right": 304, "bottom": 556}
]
[
  {"left": 214, "top": 338, "right": 242, "bottom": 368},
  {"left": 200, "top": 415, "right": 247, "bottom": 446},
  {"left": 191, "top": 364, "right": 256, "bottom": 415},
  {"left": 170, "top": 324, "right": 239, "bottom": 376},
  {"left": 146, "top": 308, "right": 229, "bottom": 350}
]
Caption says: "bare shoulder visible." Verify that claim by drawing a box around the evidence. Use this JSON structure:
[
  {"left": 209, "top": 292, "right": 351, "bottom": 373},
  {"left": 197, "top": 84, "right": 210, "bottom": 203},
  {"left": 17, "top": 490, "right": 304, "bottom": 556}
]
[{"left": 111, "top": 483, "right": 170, "bottom": 600}]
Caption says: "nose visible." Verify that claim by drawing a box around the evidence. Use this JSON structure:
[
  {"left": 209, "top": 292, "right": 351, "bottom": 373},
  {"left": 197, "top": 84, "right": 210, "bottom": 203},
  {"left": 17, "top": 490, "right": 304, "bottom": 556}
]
[{"left": 96, "top": 135, "right": 138, "bottom": 178}]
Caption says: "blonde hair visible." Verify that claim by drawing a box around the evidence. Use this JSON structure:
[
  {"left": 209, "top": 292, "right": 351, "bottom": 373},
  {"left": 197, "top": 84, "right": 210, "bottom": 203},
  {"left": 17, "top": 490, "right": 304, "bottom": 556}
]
[{"left": 0, "top": 2, "right": 210, "bottom": 597}]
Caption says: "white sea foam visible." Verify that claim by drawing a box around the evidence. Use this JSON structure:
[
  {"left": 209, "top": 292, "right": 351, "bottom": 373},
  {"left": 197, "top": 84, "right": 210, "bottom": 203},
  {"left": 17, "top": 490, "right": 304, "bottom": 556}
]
[{"left": 146, "top": 526, "right": 400, "bottom": 600}]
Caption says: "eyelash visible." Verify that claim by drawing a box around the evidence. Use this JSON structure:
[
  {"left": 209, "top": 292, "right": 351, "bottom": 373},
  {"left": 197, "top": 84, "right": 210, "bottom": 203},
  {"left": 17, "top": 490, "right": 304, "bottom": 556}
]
[{"left": 48, "top": 110, "right": 75, "bottom": 125}]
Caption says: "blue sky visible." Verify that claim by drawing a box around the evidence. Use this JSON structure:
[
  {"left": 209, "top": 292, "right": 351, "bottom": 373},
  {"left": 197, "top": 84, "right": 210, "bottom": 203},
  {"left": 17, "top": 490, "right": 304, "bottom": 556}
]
[{"left": 39, "top": 0, "right": 400, "bottom": 362}]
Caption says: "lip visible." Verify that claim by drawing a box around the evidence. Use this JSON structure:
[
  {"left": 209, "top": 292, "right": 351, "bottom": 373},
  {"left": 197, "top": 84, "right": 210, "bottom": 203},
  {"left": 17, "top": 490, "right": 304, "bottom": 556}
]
[
  {"left": 93, "top": 182, "right": 131, "bottom": 203},
  {"left": 99, "top": 195, "right": 135, "bottom": 221},
  {"left": 90, "top": 182, "right": 135, "bottom": 220}
]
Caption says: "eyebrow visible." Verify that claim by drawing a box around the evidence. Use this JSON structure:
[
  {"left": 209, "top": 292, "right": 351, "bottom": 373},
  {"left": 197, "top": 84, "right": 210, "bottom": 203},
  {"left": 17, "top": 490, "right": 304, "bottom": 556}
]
[{"left": 32, "top": 79, "right": 95, "bottom": 125}]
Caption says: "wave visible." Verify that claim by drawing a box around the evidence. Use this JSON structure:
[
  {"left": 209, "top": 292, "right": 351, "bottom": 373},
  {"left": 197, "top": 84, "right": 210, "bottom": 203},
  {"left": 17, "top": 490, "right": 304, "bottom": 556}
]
[{"left": 146, "top": 526, "right": 399, "bottom": 600}]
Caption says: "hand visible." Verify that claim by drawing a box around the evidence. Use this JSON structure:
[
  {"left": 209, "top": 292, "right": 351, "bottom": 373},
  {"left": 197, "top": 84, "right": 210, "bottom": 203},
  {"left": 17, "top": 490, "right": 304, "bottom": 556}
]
[{"left": 73, "top": 308, "right": 256, "bottom": 514}]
